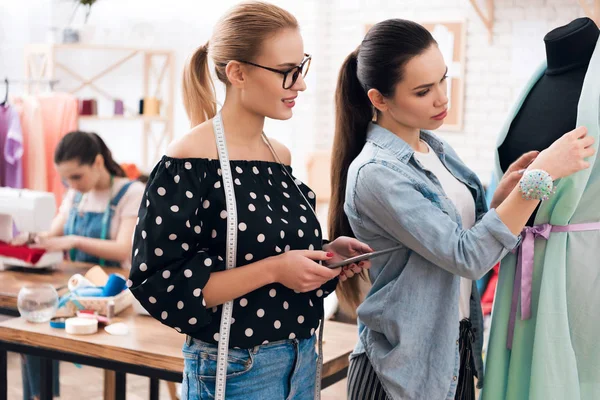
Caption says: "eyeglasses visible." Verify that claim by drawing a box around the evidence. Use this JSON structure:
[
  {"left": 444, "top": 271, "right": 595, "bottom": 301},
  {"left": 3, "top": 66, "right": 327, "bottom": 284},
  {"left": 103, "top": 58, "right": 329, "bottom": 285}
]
[{"left": 237, "top": 54, "right": 311, "bottom": 89}]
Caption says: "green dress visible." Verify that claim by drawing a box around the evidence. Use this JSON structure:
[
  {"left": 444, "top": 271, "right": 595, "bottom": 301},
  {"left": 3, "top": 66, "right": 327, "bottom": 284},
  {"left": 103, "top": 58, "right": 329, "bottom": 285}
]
[{"left": 482, "top": 37, "right": 600, "bottom": 400}]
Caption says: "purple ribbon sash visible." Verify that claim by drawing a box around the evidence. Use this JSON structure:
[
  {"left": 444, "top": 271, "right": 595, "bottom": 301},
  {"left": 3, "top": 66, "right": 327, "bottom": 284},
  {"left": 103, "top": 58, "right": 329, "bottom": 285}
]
[{"left": 507, "top": 222, "right": 600, "bottom": 349}]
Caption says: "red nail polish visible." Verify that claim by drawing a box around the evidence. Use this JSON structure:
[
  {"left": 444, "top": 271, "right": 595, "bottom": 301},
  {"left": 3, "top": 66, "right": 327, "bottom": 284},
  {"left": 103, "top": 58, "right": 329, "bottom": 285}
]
[{"left": 326, "top": 252, "right": 334, "bottom": 257}]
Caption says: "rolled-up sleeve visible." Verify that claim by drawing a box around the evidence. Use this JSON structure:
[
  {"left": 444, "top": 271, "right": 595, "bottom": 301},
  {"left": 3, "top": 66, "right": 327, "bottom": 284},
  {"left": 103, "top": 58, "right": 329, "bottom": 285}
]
[
  {"left": 354, "top": 162, "right": 519, "bottom": 280},
  {"left": 128, "top": 159, "right": 224, "bottom": 333}
]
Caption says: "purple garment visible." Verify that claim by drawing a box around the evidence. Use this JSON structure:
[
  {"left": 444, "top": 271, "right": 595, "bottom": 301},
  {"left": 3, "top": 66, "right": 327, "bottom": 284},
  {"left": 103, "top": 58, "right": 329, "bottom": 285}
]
[
  {"left": 507, "top": 222, "right": 600, "bottom": 349},
  {"left": 0, "top": 105, "right": 9, "bottom": 187},
  {"left": 2, "top": 106, "right": 24, "bottom": 189}
]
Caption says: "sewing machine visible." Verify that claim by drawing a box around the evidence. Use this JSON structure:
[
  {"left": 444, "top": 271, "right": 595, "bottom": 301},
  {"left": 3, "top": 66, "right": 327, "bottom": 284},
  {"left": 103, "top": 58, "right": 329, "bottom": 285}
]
[{"left": 0, "top": 188, "right": 63, "bottom": 270}]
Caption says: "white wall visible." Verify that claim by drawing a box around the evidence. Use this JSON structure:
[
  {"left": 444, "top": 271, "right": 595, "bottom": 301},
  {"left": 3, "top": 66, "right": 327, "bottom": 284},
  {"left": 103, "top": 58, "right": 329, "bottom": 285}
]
[
  {"left": 1, "top": 0, "right": 588, "bottom": 184},
  {"left": 0, "top": 1, "right": 52, "bottom": 79}
]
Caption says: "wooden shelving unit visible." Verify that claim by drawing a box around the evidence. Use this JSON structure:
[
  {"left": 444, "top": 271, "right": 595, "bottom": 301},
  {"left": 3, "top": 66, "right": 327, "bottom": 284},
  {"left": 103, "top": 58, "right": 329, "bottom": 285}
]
[
  {"left": 579, "top": 0, "right": 600, "bottom": 26},
  {"left": 23, "top": 43, "right": 175, "bottom": 171}
]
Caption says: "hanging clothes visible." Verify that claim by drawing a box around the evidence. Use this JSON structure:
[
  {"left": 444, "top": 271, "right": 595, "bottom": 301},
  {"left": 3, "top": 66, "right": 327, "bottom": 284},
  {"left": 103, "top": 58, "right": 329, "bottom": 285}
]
[
  {"left": 480, "top": 263, "right": 500, "bottom": 316},
  {"left": 14, "top": 96, "right": 47, "bottom": 191},
  {"left": 4, "top": 106, "right": 24, "bottom": 189},
  {"left": 0, "top": 105, "right": 10, "bottom": 186},
  {"left": 483, "top": 37, "right": 600, "bottom": 400},
  {"left": 0, "top": 104, "right": 24, "bottom": 188},
  {"left": 38, "top": 93, "right": 78, "bottom": 206}
]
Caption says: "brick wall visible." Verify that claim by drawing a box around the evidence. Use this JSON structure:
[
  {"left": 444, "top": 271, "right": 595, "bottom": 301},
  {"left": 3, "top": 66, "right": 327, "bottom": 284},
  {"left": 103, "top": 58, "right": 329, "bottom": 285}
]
[
  {"left": 1, "top": 0, "right": 587, "bottom": 184},
  {"left": 311, "top": 0, "right": 586, "bottom": 185}
]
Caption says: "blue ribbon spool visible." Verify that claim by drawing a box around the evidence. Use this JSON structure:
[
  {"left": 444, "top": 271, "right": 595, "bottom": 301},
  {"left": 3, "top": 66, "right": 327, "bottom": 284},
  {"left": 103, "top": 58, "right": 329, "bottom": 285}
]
[
  {"left": 74, "top": 287, "right": 104, "bottom": 297},
  {"left": 102, "top": 274, "right": 127, "bottom": 297}
]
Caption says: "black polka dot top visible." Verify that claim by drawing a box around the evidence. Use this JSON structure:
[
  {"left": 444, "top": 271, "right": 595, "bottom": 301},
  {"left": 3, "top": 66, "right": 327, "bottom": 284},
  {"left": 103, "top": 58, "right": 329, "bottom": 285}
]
[{"left": 129, "top": 156, "right": 338, "bottom": 348}]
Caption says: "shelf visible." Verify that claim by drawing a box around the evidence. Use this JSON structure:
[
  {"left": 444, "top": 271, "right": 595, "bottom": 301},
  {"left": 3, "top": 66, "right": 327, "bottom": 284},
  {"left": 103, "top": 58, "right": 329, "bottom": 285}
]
[
  {"left": 28, "top": 43, "right": 172, "bottom": 54},
  {"left": 78, "top": 115, "right": 169, "bottom": 122},
  {"left": 24, "top": 43, "right": 175, "bottom": 170}
]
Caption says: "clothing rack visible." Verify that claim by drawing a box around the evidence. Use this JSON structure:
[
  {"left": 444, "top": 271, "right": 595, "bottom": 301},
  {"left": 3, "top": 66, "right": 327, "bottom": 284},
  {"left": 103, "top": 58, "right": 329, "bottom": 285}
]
[
  {"left": 2, "top": 77, "right": 59, "bottom": 105},
  {"left": 2, "top": 78, "right": 59, "bottom": 90}
]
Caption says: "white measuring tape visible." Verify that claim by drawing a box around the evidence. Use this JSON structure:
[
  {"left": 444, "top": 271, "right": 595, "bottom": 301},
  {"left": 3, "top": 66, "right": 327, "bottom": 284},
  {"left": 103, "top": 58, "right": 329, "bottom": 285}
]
[
  {"left": 213, "top": 113, "right": 239, "bottom": 400},
  {"left": 212, "top": 112, "right": 325, "bottom": 400}
]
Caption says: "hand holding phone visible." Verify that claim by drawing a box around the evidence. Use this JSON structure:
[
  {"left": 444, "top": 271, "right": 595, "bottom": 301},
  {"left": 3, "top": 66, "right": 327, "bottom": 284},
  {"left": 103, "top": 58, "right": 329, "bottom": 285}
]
[{"left": 325, "top": 245, "right": 403, "bottom": 269}]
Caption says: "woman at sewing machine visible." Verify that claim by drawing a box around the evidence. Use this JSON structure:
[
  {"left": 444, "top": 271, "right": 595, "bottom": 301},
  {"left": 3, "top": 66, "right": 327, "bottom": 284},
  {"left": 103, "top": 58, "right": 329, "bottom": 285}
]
[
  {"left": 12, "top": 130, "right": 144, "bottom": 400},
  {"left": 13, "top": 130, "right": 144, "bottom": 269}
]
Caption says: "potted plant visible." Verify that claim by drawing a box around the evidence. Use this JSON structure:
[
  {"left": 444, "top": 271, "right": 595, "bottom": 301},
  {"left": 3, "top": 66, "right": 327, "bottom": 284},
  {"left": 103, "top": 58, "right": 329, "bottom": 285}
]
[{"left": 63, "top": 0, "right": 100, "bottom": 43}]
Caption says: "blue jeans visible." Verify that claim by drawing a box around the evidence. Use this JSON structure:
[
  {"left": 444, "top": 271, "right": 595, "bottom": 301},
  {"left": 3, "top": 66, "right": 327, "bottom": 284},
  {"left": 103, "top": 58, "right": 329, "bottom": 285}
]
[
  {"left": 181, "top": 334, "right": 317, "bottom": 399},
  {"left": 21, "top": 355, "right": 60, "bottom": 399}
]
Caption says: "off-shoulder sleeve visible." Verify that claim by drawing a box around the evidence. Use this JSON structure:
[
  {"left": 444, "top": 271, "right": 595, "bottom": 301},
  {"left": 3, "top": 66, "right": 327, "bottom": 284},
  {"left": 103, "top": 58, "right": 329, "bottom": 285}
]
[{"left": 128, "top": 158, "right": 224, "bottom": 334}]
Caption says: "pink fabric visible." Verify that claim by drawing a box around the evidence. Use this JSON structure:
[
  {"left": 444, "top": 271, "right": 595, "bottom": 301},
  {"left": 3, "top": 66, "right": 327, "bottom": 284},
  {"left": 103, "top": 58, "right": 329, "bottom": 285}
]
[
  {"left": 14, "top": 97, "right": 48, "bottom": 191},
  {"left": 38, "top": 93, "right": 78, "bottom": 206}
]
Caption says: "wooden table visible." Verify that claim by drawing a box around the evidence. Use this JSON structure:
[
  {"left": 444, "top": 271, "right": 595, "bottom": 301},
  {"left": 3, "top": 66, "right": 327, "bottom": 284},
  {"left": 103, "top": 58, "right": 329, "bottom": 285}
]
[
  {"left": 0, "top": 262, "right": 131, "bottom": 400},
  {"left": 0, "top": 263, "right": 123, "bottom": 316},
  {"left": 0, "top": 308, "right": 357, "bottom": 400}
]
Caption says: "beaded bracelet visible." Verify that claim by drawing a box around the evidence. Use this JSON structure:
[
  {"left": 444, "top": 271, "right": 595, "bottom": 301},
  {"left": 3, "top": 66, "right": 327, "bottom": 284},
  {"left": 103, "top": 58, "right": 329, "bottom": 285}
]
[{"left": 519, "top": 169, "right": 555, "bottom": 201}]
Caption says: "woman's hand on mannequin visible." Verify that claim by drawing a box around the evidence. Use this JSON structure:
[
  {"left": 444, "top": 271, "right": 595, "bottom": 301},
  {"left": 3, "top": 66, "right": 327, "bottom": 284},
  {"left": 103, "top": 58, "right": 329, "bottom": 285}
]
[
  {"left": 495, "top": 126, "right": 595, "bottom": 236},
  {"left": 528, "top": 126, "right": 594, "bottom": 179},
  {"left": 490, "top": 151, "right": 539, "bottom": 209}
]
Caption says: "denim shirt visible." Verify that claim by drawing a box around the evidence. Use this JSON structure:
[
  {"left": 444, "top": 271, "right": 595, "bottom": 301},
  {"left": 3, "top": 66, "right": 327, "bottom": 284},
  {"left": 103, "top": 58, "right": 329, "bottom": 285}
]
[{"left": 344, "top": 123, "right": 520, "bottom": 400}]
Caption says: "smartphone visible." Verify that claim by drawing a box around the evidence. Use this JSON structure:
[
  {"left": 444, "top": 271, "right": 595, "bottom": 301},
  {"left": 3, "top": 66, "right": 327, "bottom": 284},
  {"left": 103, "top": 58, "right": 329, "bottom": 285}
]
[{"left": 325, "top": 245, "right": 403, "bottom": 269}]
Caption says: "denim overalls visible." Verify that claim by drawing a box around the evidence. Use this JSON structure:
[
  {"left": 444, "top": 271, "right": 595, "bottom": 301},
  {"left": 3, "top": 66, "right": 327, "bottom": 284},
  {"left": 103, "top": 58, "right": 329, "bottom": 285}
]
[{"left": 64, "top": 179, "right": 134, "bottom": 266}]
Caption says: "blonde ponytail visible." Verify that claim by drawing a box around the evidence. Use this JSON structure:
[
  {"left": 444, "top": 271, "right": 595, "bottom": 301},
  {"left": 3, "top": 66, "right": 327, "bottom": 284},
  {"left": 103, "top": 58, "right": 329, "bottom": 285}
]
[{"left": 183, "top": 41, "right": 217, "bottom": 127}]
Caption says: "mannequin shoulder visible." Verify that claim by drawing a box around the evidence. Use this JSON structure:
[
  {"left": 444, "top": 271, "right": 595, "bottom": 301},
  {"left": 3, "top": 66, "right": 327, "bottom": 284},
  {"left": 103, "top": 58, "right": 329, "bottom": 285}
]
[
  {"left": 166, "top": 121, "right": 217, "bottom": 159},
  {"left": 267, "top": 137, "right": 292, "bottom": 165}
]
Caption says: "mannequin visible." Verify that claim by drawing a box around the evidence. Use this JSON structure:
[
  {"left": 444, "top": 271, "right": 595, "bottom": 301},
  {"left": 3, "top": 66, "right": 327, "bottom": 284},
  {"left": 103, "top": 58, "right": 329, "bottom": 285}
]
[
  {"left": 483, "top": 17, "right": 600, "bottom": 400},
  {"left": 498, "top": 17, "right": 599, "bottom": 226}
]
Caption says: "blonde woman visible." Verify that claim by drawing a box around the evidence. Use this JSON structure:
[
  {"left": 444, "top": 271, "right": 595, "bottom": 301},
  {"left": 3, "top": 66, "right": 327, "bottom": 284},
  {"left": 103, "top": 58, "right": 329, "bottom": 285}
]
[{"left": 128, "top": 2, "right": 371, "bottom": 399}]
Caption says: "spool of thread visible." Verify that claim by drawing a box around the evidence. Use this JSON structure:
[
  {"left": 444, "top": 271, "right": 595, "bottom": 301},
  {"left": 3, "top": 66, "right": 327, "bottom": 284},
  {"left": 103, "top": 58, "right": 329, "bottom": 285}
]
[
  {"left": 68, "top": 273, "right": 96, "bottom": 292},
  {"left": 65, "top": 317, "right": 98, "bottom": 335},
  {"left": 143, "top": 96, "right": 160, "bottom": 116},
  {"left": 102, "top": 274, "right": 127, "bottom": 297},
  {"left": 106, "top": 300, "right": 115, "bottom": 320},
  {"left": 80, "top": 99, "right": 97, "bottom": 116},
  {"left": 114, "top": 99, "right": 124, "bottom": 115}
]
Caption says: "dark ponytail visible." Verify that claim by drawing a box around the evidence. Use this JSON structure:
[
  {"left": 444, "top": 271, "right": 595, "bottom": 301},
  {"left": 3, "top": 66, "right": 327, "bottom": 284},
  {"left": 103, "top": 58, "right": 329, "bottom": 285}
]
[
  {"left": 330, "top": 19, "right": 436, "bottom": 311},
  {"left": 54, "top": 131, "right": 126, "bottom": 177},
  {"left": 328, "top": 49, "right": 373, "bottom": 309}
]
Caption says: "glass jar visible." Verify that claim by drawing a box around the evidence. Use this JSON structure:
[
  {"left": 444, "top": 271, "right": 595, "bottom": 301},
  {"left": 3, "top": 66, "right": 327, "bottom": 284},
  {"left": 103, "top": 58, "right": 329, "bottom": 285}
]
[{"left": 17, "top": 284, "right": 59, "bottom": 323}]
